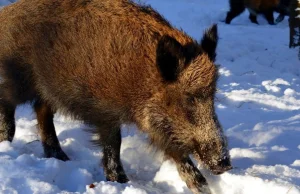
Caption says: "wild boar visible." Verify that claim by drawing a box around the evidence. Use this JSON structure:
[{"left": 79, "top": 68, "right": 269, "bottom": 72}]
[
  {"left": 225, "top": 0, "right": 280, "bottom": 25},
  {"left": 0, "top": 0, "right": 232, "bottom": 193}
]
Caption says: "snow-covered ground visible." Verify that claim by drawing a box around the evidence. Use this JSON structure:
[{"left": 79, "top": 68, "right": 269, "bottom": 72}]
[{"left": 0, "top": 0, "right": 299, "bottom": 193}]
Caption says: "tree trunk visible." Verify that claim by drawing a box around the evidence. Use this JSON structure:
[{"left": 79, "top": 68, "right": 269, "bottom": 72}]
[{"left": 289, "top": 0, "right": 300, "bottom": 59}]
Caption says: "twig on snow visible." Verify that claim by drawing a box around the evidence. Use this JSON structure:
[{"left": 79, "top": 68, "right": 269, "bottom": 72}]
[
  {"left": 26, "top": 139, "right": 40, "bottom": 145},
  {"left": 286, "top": 186, "right": 294, "bottom": 194}
]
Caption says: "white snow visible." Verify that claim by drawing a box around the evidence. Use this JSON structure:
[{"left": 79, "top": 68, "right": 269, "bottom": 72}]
[
  {"left": 292, "top": 160, "right": 300, "bottom": 167},
  {"left": 0, "top": 0, "right": 299, "bottom": 193},
  {"left": 271, "top": 145, "right": 289, "bottom": 151}
]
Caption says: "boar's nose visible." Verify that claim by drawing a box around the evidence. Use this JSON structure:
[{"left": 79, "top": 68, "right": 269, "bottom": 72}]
[{"left": 211, "top": 157, "right": 232, "bottom": 175}]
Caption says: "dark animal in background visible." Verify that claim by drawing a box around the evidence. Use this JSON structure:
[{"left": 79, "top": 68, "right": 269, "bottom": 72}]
[
  {"left": 225, "top": 0, "right": 281, "bottom": 25},
  {"left": 0, "top": 0, "right": 232, "bottom": 193},
  {"left": 275, "top": 0, "right": 291, "bottom": 23}
]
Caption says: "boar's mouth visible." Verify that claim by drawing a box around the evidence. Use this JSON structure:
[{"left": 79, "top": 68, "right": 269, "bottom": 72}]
[
  {"left": 211, "top": 165, "right": 233, "bottom": 175},
  {"left": 193, "top": 152, "right": 232, "bottom": 175},
  {"left": 209, "top": 157, "right": 233, "bottom": 175}
]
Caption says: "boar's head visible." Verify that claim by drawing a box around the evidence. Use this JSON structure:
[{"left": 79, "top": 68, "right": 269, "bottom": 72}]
[{"left": 139, "top": 24, "right": 231, "bottom": 175}]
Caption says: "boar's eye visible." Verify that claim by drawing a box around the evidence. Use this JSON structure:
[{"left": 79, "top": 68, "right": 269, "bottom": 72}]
[
  {"left": 186, "top": 91, "right": 206, "bottom": 103},
  {"left": 193, "top": 86, "right": 215, "bottom": 100},
  {"left": 186, "top": 95, "right": 197, "bottom": 106}
]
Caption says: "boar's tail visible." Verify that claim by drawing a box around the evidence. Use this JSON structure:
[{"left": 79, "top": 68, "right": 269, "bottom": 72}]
[{"left": 201, "top": 24, "right": 218, "bottom": 61}]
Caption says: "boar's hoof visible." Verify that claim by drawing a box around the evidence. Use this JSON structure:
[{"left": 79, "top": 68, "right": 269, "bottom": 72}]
[
  {"left": 190, "top": 185, "right": 211, "bottom": 194},
  {"left": 106, "top": 172, "right": 129, "bottom": 183},
  {"left": 200, "top": 185, "right": 212, "bottom": 194},
  {"left": 191, "top": 183, "right": 212, "bottom": 194},
  {"left": 44, "top": 147, "right": 70, "bottom": 161},
  {"left": 46, "top": 150, "right": 70, "bottom": 161},
  {"left": 0, "top": 134, "right": 12, "bottom": 142}
]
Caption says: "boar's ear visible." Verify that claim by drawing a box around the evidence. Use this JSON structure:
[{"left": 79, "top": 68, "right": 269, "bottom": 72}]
[
  {"left": 156, "top": 35, "right": 185, "bottom": 82},
  {"left": 201, "top": 24, "right": 218, "bottom": 61}
]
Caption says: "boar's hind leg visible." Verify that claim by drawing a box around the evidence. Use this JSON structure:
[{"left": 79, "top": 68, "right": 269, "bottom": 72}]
[
  {"left": 102, "top": 127, "right": 128, "bottom": 183},
  {"left": 169, "top": 154, "right": 211, "bottom": 194},
  {"left": 0, "top": 99, "right": 16, "bottom": 142},
  {"left": 249, "top": 13, "right": 259, "bottom": 24},
  {"left": 34, "top": 100, "right": 69, "bottom": 161}
]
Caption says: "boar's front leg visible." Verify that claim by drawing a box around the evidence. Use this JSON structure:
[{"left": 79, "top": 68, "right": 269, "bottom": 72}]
[
  {"left": 167, "top": 152, "right": 211, "bottom": 194},
  {"left": 0, "top": 99, "right": 16, "bottom": 142},
  {"left": 100, "top": 126, "right": 129, "bottom": 183},
  {"left": 34, "top": 100, "right": 69, "bottom": 161}
]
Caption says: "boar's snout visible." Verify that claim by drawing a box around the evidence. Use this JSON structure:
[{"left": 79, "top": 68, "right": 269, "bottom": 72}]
[{"left": 211, "top": 156, "right": 232, "bottom": 175}]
